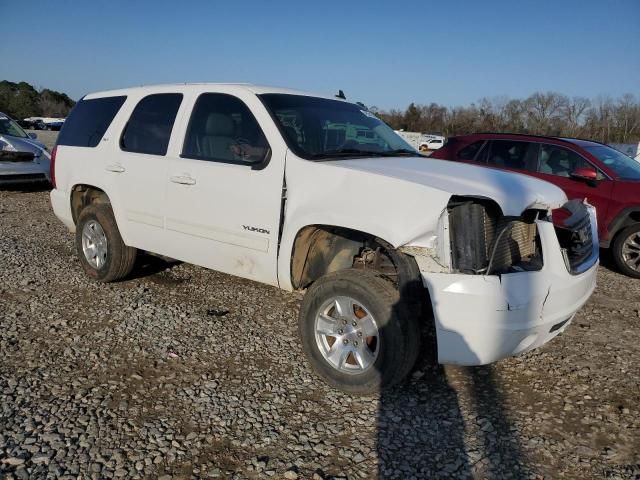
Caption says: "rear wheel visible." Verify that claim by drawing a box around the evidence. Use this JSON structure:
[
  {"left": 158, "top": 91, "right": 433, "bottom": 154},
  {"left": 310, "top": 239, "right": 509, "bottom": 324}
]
[
  {"left": 298, "top": 268, "right": 421, "bottom": 394},
  {"left": 75, "top": 204, "right": 137, "bottom": 282},
  {"left": 612, "top": 223, "right": 640, "bottom": 278}
]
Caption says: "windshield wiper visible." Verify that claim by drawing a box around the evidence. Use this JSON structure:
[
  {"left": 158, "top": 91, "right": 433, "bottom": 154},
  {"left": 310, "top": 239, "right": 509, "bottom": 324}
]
[
  {"left": 312, "top": 148, "right": 418, "bottom": 160},
  {"left": 380, "top": 148, "right": 418, "bottom": 156},
  {"left": 311, "top": 148, "right": 385, "bottom": 159}
]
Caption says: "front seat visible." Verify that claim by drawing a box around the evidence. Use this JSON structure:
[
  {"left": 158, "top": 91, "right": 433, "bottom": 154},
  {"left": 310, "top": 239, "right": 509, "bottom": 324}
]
[{"left": 200, "top": 113, "right": 236, "bottom": 161}]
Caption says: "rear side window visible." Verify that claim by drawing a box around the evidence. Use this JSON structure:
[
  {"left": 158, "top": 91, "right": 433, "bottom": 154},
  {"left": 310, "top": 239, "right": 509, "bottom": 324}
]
[
  {"left": 120, "top": 93, "right": 183, "bottom": 156},
  {"left": 182, "top": 93, "right": 270, "bottom": 165},
  {"left": 457, "top": 140, "right": 485, "bottom": 160},
  {"left": 57, "top": 96, "right": 126, "bottom": 147}
]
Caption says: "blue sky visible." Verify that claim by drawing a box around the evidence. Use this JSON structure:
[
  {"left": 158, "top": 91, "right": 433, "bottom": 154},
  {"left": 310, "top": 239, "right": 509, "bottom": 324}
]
[{"left": 2, "top": 0, "right": 638, "bottom": 110}]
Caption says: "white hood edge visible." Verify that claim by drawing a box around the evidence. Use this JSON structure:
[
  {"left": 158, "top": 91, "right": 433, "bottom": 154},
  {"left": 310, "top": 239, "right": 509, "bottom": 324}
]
[{"left": 329, "top": 156, "right": 568, "bottom": 216}]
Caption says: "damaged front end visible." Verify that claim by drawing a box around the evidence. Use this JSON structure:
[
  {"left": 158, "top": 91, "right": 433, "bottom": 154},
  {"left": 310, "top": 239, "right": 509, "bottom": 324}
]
[
  {"left": 401, "top": 195, "right": 598, "bottom": 366},
  {"left": 447, "top": 197, "right": 544, "bottom": 275}
]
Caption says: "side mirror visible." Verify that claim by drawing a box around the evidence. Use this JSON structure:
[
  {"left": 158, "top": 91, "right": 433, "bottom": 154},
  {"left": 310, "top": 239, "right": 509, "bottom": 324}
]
[
  {"left": 28, "top": 132, "right": 38, "bottom": 139},
  {"left": 570, "top": 166, "right": 598, "bottom": 182},
  {"left": 570, "top": 167, "right": 598, "bottom": 187}
]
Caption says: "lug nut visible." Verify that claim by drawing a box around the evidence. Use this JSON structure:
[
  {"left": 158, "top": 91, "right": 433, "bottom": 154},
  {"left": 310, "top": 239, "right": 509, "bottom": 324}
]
[
  {"left": 357, "top": 332, "right": 362, "bottom": 337},
  {"left": 342, "top": 319, "right": 348, "bottom": 325},
  {"left": 353, "top": 341, "right": 358, "bottom": 346},
  {"left": 352, "top": 321, "right": 357, "bottom": 327},
  {"left": 338, "top": 329, "right": 343, "bottom": 334},
  {"left": 343, "top": 339, "right": 349, "bottom": 345}
]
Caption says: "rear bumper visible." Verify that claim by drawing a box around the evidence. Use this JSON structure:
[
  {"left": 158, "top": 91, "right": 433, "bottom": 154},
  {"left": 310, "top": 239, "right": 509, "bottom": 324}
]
[
  {"left": 421, "top": 217, "right": 598, "bottom": 365},
  {"left": 50, "top": 187, "right": 75, "bottom": 231}
]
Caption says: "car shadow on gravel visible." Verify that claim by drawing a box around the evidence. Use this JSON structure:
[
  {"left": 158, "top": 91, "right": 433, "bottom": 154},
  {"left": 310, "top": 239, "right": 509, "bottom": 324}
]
[
  {"left": 0, "top": 184, "right": 51, "bottom": 193},
  {"left": 127, "top": 252, "right": 183, "bottom": 282},
  {"left": 376, "top": 280, "right": 529, "bottom": 478}
]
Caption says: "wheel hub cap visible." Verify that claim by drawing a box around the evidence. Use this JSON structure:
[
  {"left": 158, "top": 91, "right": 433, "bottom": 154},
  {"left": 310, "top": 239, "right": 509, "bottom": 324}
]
[
  {"left": 314, "top": 295, "right": 379, "bottom": 375},
  {"left": 81, "top": 220, "right": 108, "bottom": 269},
  {"left": 622, "top": 232, "right": 640, "bottom": 272}
]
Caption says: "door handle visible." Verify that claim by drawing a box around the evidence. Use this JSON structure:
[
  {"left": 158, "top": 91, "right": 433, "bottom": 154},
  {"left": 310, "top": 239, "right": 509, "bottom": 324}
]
[
  {"left": 170, "top": 175, "right": 196, "bottom": 185},
  {"left": 105, "top": 164, "right": 125, "bottom": 173}
]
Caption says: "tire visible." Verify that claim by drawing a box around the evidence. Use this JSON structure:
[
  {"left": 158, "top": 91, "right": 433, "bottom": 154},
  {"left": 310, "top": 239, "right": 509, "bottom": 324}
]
[
  {"left": 298, "top": 268, "right": 421, "bottom": 394},
  {"left": 612, "top": 223, "right": 640, "bottom": 279},
  {"left": 75, "top": 203, "right": 137, "bottom": 282}
]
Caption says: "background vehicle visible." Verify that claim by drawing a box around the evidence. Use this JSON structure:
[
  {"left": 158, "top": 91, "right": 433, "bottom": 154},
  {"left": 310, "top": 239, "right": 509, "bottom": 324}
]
[
  {"left": 50, "top": 85, "right": 598, "bottom": 393},
  {"left": 24, "top": 117, "right": 66, "bottom": 131},
  {"left": 432, "top": 133, "right": 640, "bottom": 278},
  {"left": 0, "top": 112, "right": 51, "bottom": 185},
  {"left": 419, "top": 136, "right": 445, "bottom": 152}
]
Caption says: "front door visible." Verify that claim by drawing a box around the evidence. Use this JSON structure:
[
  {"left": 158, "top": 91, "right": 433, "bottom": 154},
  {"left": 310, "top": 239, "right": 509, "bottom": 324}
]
[
  {"left": 163, "top": 91, "right": 287, "bottom": 286},
  {"left": 533, "top": 143, "right": 613, "bottom": 239}
]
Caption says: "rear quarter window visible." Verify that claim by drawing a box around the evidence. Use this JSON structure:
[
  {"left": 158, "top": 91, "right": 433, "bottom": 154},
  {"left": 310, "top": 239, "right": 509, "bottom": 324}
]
[{"left": 57, "top": 96, "right": 127, "bottom": 147}]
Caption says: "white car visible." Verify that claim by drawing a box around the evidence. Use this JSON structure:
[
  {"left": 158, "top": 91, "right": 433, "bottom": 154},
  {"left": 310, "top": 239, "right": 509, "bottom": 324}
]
[
  {"left": 50, "top": 84, "right": 598, "bottom": 393},
  {"left": 419, "top": 137, "right": 445, "bottom": 152}
]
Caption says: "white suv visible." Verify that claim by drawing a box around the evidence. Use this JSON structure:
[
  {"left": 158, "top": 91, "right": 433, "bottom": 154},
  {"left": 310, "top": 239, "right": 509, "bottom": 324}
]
[{"left": 50, "top": 84, "right": 599, "bottom": 393}]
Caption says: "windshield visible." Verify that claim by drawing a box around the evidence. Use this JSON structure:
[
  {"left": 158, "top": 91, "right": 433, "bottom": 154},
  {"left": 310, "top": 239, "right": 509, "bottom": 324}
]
[
  {"left": 259, "top": 94, "right": 416, "bottom": 159},
  {"left": 584, "top": 145, "right": 640, "bottom": 180},
  {"left": 0, "top": 116, "right": 29, "bottom": 139}
]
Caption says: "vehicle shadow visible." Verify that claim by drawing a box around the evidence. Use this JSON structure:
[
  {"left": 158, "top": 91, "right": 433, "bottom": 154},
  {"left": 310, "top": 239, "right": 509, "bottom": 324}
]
[
  {"left": 0, "top": 183, "right": 51, "bottom": 193},
  {"left": 127, "top": 252, "right": 183, "bottom": 281},
  {"left": 597, "top": 247, "right": 618, "bottom": 274},
  {"left": 376, "top": 275, "right": 530, "bottom": 478}
]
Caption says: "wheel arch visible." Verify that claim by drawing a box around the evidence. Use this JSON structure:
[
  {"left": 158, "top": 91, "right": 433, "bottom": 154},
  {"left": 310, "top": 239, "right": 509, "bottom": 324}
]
[
  {"left": 287, "top": 225, "right": 429, "bottom": 317},
  {"left": 70, "top": 184, "right": 112, "bottom": 225},
  {"left": 604, "top": 206, "right": 640, "bottom": 247}
]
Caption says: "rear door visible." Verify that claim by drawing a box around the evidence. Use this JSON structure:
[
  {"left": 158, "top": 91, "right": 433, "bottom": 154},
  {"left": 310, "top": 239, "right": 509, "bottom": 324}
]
[
  {"left": 163, "top": 90, "right": 286, "bottom": 286},
  {"left": 109, "top": 92, "right": 184, "bottom": 253}
]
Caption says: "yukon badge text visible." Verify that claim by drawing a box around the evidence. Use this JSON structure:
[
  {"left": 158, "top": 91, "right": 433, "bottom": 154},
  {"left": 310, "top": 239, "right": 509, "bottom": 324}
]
[{"left": 243, "top": 225, "right": 270, "bottom": 235}]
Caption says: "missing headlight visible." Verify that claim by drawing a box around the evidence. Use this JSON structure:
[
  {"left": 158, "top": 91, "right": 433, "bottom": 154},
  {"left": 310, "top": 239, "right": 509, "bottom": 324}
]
[{"left": 448, "top": 198, "right": 543, "bottom": 275}]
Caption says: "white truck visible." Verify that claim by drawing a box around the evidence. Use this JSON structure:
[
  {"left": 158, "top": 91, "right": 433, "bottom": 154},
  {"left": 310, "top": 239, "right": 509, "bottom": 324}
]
[{"left": 50, "top": 84, "right": 599, "bottom": 393}]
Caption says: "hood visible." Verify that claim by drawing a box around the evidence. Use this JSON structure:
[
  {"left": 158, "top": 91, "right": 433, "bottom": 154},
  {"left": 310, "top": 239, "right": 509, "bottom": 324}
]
[
  {"left": 1, "top": 134, "right": 49, "bottom": 157},
  {"left": 330, "top": 156, "right": 568, "bottom": 215}
]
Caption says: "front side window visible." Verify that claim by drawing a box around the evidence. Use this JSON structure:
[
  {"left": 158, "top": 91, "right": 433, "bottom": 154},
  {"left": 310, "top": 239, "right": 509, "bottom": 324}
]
[
  {"left": 538, "top": 144, "right": 604, "bottom": 179},
  {"left": 584, "top": 145, "right": 640, "bottom": 180},
  {"left": 57, "top": 96, "right": 127, "bottom": 147},
  {"left": 259, "top": 94, "right": 415, "bottom": 159},
  {"left": 121, "top": 93, "right": 182, "bottom": 156},
  {"left": 0, "top": 116, "right": 28, "bottom": 138},
  {"left": 182, "top": 93, "right": 270, "bottom": 164},
  {"left": 487, "top": 140, "right": 537, "bottom": 171}
]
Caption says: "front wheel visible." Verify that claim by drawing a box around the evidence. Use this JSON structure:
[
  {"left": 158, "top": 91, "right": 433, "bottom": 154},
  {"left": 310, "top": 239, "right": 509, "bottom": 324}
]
[
  {"left": 612, "top": 223, "right": 640, "bottom": 278},
  {"left": 75, "top": 204, "right": 137, "bottom": 282},
  {"left": 298, "top": 269, "right": 421, "bottom": 394}
]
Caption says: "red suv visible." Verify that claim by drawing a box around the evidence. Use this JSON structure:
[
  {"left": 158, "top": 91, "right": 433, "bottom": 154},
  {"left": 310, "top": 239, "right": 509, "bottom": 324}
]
[{"left": 432, "top": 133, "right": 640, "bottom": 278}]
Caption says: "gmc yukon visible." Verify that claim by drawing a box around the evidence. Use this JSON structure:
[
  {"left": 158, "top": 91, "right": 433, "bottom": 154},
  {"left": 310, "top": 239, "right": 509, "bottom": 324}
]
[{"left": 50, "top": 84, "right": 599, "bottom": 393}]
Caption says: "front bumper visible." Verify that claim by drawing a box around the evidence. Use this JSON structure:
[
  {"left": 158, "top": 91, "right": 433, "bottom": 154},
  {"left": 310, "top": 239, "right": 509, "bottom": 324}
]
[
  {"left": 0, "top": 158, "right": 50, "bottom": 186},
  {"left": 421, "top": 215, "right": 598, "bottom": 366}
]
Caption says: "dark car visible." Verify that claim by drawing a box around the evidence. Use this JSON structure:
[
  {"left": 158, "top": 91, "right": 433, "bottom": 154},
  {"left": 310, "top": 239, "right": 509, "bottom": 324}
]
[{"left": 431, "top": 133, "right": 640, "bottom": 278}]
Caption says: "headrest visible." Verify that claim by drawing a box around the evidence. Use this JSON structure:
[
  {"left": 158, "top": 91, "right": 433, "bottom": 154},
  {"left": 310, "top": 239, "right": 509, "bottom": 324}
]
[
  {"left": 205, "top": 113, "right": 235, "bottom": 136},
  {"left": 549, "top": 150, "right": 565, "bottom": 163}
]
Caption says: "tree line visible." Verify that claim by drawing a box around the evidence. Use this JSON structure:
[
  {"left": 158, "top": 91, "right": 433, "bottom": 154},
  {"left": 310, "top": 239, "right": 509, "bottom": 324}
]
[
  {"left": 371, "top": 92, "right": 640, "bottom": 144},
  {"left": 0, "top": 80, "right": 75, "bottom": 120}
]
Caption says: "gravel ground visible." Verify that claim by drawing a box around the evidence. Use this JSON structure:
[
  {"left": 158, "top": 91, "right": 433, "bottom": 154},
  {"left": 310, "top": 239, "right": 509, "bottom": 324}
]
[{"left": 1, "top": 132, "right": 639, "bottom": 479}]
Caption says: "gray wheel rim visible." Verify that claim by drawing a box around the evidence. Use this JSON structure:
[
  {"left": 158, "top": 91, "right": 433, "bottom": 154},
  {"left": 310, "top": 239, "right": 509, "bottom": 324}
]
[
  {"left": 81, "top": 220, "right": 108, "bottom": 269},
  {"left": 314, "top": 295, "right": 379, "bottom": 375},
  {"left": 622, "top": 231, "right": 640, "bottom": 272}
]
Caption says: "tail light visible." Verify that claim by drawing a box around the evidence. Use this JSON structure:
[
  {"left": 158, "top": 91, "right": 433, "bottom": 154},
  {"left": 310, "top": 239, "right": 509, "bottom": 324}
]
[{"left": 50, "top": 146, "right": 57, "bottom": 188}]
